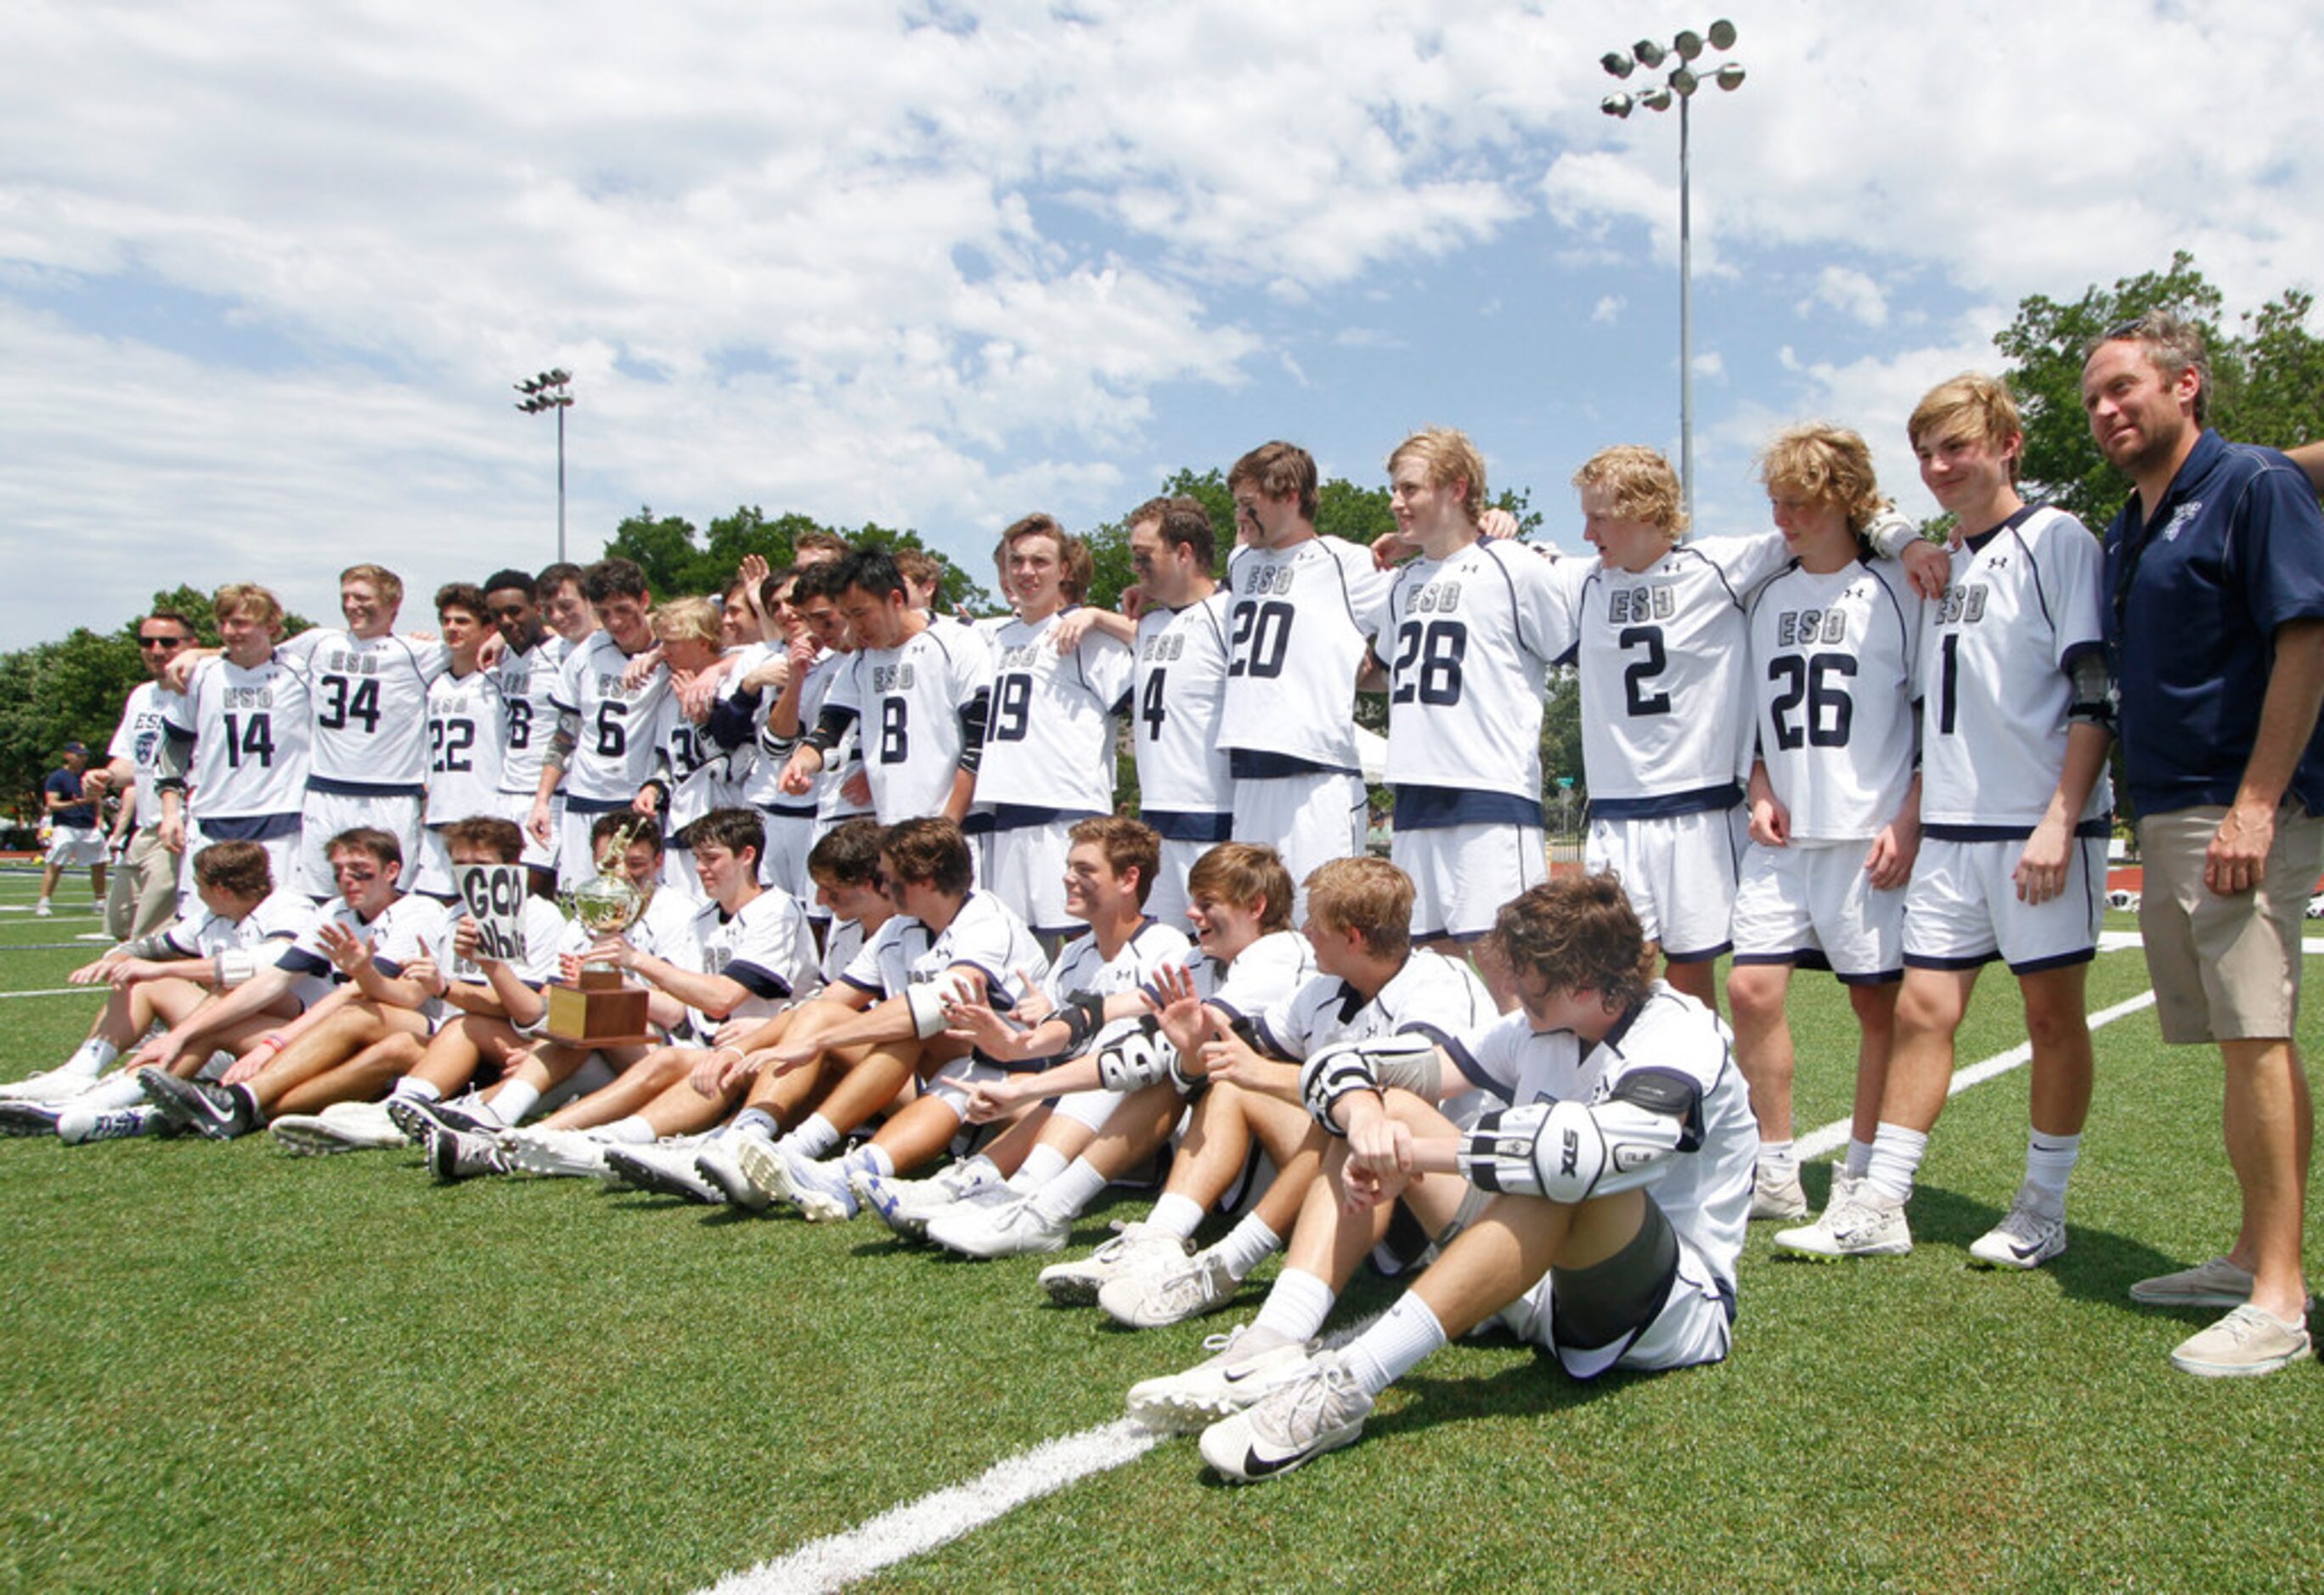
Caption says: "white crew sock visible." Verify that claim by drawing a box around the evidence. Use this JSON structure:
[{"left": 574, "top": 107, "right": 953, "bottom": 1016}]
[
  {"left": 726, "top": 1108, "right": 778, "bottom": 1141},
  {"left": 1759, "top": 1138, "right": 1798, "bottom": 1181},
  {"left": 68, "top": 1038, "right": 118, "bottom": 1076},
  {"left": 2023, "top": 1130, "right": 2080, "bottom": 1210},
  {"left": 78, "top": 1074, "right": 149, "bottom": 1113},
  {"left": 1863, "top": 1122, "right": 1929, "bottom": 1205},
  {"left": 845, "top": 1141, "right": 895, "bottom": 1178},
  {"left": 604, "top": 1114, "right": 657, "bottom": 1146},
  {"left": 1844, "top": 1137, "right": 1875, "bottom": 1178},
  {"left": 1250, "top": 1267, "right": 1336, "bottom": 1344},
  {"left": 487, "top": 1079, "right": 541, "bottom": 1126},
  {"left": 1343, "top": 1293, "right": 1448, "bottom": 1397},
  {"left": 1146, "top": 1192, "right": 1207, "bottom": 1240},
  {"left": 1029, "top": 1157, "right": 1108, "bottom": 1223},
  {"left": 782, "top": 1113, "right": 840, "bottom": 1159},
  {"left": 1211, "top": 1213, "right": 1283, "bottom": 1281},
  {"left": 1007, "top": 1143, "right": 1071, "bottom": 1194},
  {"left": 387, "top": 1076, "right": 439, "bottom": 1103}
]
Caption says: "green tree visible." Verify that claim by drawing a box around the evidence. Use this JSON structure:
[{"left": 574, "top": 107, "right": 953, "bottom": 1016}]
[
  {"left": 1995, "top": 251, "right": 2324, "bottom": 525},
  {"left": 598, "top": 506, "right": 989, "bottom": 612}
]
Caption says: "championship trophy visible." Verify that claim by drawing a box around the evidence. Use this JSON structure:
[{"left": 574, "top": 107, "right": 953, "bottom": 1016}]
[{"left": 544, "top": 818, "right": 656, "bottom": 1046}]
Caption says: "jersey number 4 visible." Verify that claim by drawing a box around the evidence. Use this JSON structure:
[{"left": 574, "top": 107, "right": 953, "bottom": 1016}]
[{"left": 220, "top": 712, "right": 275, "bottom": 769}]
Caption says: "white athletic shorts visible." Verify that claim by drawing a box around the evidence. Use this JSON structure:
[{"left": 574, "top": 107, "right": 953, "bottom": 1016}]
[
  {"left": 923, "top": 1055, "right": 1009, "bottom": 1116},
  {"left": 1145, "top": 835, "right": 1220, "bottom": 933},
  {"left": 503, "top": 790, "right": 560, "bottom": 876},
  {"left": 1729, "top": 838, "right": 1906, "bottom": 983},
  {"left": 44, "top": 827, "right": 107, "bottom": 868},
  {"left": 178, "top": 816, "right": 301, "bottom": 912},
  {"left": 409, "top": 825, "right": 456, "bottom": 900},
  {"left": 298, "top": 789, "right": 424, "bottom": 898},
  {"left": 1393, "top": 821, "right": 1548, "bottom": 943},
  {"left": 1233, "top": 771, "right": 1366, "bottom": 917},
  {"left": 558, "top": 803, "right": 632, "bottom": 893},
  {"left": 1901, "top": 833, "right": 2104, "bottom": 974},
  {"left": 1495, "top": 1227, "right": 1735, "bottom": 1381},
  {"left": 1584, "top": 806, "right": 1743, "bottom": 963},
  {"left": 984, "top": 819, "right": 1083, "bottom": 938},
  {"left": 759, "top": 808, "right": 820, "bottom": 905}
]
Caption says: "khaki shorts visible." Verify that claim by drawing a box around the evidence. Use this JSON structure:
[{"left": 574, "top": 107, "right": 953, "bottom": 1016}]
[{"left": 2136, "top": 805, "right": 2324, "bottom": 1045}]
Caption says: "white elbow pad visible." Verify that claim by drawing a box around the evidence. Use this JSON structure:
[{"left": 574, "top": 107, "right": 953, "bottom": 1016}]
[
  {"left": 214, "top": 950, "right": 261, "bottom": 989},
  {"left": 1457, "top": 1076, "right": 1695, "bottom": 1204},
  {"left": 905, "top": 969, "right": 978, "bottom": 1040},
  {"left": 1095, "top": 1020, "right": 1172, "bottom": 1092}
]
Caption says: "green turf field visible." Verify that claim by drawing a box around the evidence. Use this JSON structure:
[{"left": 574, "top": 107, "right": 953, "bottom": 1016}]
[{"left": 0, "top": 862, "right": 2317, "bottom": 1592}]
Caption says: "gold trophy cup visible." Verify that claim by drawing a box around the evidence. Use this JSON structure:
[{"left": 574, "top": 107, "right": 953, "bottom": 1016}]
[{"left": 544, "top": 823, "right": 657, "bottom": 1046}]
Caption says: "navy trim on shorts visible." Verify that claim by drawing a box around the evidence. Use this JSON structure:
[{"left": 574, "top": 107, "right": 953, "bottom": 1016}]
[
  {"left": 564, "top": 794, "right": 632, "bottom": 815},
  {"left": 1587, "top": 783, "right": 1743, "bottom": 821},
  {"left": 197, "top": 812, "right": 303, "bottom": 842},
  {"left": 307, "top": 776, "right": 425, "bottom": 798},
  {"left": 1903, "top": 950, "right": 2000, "bottom": 971},
  {"left": 1142, "top": 809, "right": 1234, "bottom": 843},
  {"left": 1925, "top": 817, "right": 2112, "bottom": 843},
  {"left": 2005, "top": 947, "right": 2097, "bottom": 976},
  {"left": 1391, "top": 786, "right": 1543, "bottom": 829},
  {"left": 986, "top": 803, "right": 1102, "bottom": 832},
  {"left": 1662, "top": 939, "right": 1734, "bottom": 965},
  {"left": 1836, "top": 968, "right": 1905, "bottom": 986},
  {"left": 1230, "top": 749, "right": 1357, "bottom": 780}
]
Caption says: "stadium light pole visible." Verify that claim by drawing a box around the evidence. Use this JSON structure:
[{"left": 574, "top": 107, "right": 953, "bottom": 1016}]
[
  {"left": 515, "top": 369, "right": 575, "bottom": 561},
  {"left": 1599, "top": 20, "right": 1746, "bottom": 527}
]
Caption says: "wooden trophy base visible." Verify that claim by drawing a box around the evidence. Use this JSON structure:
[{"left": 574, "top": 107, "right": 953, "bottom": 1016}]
[{"left": 544, "top": 967, "right": 654, "bottom": 1048}]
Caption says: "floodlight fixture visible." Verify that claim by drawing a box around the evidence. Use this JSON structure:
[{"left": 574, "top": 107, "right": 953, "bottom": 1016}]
[
  {"left": 1634, "top": 38, "right": 1666, "bottom": 67},
  {"left": 1601, "top": 50, "right": 1634, "bottom": 77},
  {"left": 1716, "top": 62, "right": 1746, "bottom": 90},
  {"left": 1601, "top": 93, "right": 1634, "bottom": 118},
  {"left": 514, "top": 366, "right": 575, "bottom": 561},
  {"left": 1671, "top": 65, "right": 1699, "bottom": 95},
  {"left": 1708, "top": 19, "right": 1737, "bottom": 49},
  {"left": 1640, "top": 84, "right": 1674, "bottom": 111},
  {"left": 1675, "top": 29, "right": 1703, "bottom": 60}
]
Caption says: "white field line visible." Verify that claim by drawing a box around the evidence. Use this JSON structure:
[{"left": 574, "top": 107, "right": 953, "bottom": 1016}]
[
  {"left": 0, "top": 989, "right": 85, "bottom": 1000},
  {"left": 702, "top": 989, "right": 2170, "bottom": 1592}
]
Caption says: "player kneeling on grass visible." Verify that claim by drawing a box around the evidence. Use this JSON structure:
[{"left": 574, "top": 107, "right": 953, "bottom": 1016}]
[
  {"left": 0, "top": 843, "right": 313, "bottom": 1142},
  {"left": 432, "top": 808, "right": 814, "bottom": 1183},
  {"left": 1186, "top": 873, "right": 1757, "bottom": 1482},
  {"left": 133, "top": 827, "right": 446, "bottom": 1140},
  {"left": 718, "top": 817, "right": 1049, "bottom": 1221},
  {"left": 865, "top": 816, "right": 1189, "bottom": 1257},
  {"left": 1121, "top": 857, "right": 1494, "bottom": 1436},
  {"left": 263, "top": 816, "right": 571, "bottom": 1153}
]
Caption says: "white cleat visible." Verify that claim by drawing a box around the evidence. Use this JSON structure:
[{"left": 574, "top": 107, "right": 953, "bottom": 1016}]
[
  {"left": 694, "top": 1139, "right": 770, "bottom": 1212},
  {"left": 1124, "top": 1323, "right": 1314, "bottom": 1434},
  {"left": 1966, "top": 1184, "right": 2067, "bottom": 1270},
  {"left": 504, "top": 1126, "right": 612, "bottom": 1180},
  {"left": 1774, "top": 1188, "right": 1913, "bottom": 1260},
  {"left": 1038, "top": 1221, "right": 1192, "bottom": 1305},
  {"left": 604, "top": 1141, "right": 721, "bottom": 1203},
  {"left": 853, "top": 1158, "right": 1001, "bottom": 1241},
  {"left": 1198, "top": 1350, "right": 1374, "bottom": 1483},
  {"left": 736, "top": 1138, "right": 859, "bottom": 1222},
  {"left": 1099, "top": 1247, "right": 1241, "bottom": 1328},
  {"left": 927, "top": 1193, "right": 1071, "bottom": 1260},
  {"left": 58, "top": 1103, "right": 166, "bottom": 1144}
]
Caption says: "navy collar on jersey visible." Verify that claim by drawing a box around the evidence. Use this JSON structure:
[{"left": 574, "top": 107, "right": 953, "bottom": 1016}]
[{"left": 1962, "top": 503, "right": 2040, "bottom": 554}]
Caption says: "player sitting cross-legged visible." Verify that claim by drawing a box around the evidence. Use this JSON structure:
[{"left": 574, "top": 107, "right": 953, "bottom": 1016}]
[{"left": 1187, "top": 872, "right": 1757, "bottom": 1483}]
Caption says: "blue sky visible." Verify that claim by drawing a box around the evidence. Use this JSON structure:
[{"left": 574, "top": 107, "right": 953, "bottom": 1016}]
[{"left": 3, "top": 0, "right": 2318, "bottom": 645}]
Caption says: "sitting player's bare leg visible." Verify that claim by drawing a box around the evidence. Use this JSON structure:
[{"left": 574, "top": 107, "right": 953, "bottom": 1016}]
[{"left": 270, "top": 1029, "right": 426, "bottom": 1118}]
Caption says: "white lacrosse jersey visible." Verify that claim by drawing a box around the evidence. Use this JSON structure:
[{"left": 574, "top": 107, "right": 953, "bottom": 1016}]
[
  {"left": 821, "top": 622, "right": 992, "bottom": 822},
  {"left": 166, "top": 653, "right": 314, "bottom": 821},
  {"left": 1378, "top": 538, "right": 1574, "bottom": 825},
  {"left": 1918, "top": 506, "right": 2112, "bottom": 835},
  {"left": 108, "top": 680, "right": 186, "bottom": 831},
  {"left": 724, "top": 640, "right": 787, "bottom": 809},
  {"left": 438, "top": 893, "right": 569, "bottom": 989},
  {"left": 838, "top": 888, "right": 1052, "bottom": 1023},
  {"left": 818, "top": 916, "right": 868, "bottom": 988},
  {"left": 550, "top": 632, "right": 678, "bottom": 806},
  {"left": 277, "top": 629, "right": 452, "bottom": 793},
  {"left": 1571, "top": 532, "right": 1794, "bottom": 817},
  {"left": 423, "top": 668, "right": 509, "bottom": 826},
  {"left": 976, "top": 609, "right": 1134, "bottom": 814},
  {"left": 1445, "top": 983, "right": 1755, "bottom": 1290},
  {"left": 1150, "top": 927, "right": 1317, "bottom": 1030},
  {"left": 1254, "top": 946, "right": 1494, "bottom": 1060},
  {"left": 1131, "top": 593, "right": 1234, "bottom": 835},
  {"left": 1746, "top": 557, "right": 1921, "bottom": 843},
  {"left": 1218, "top": 535, "right": 1393, "bottom": 775},
  {"left": 776, "top": 647, "right": 874, "bottom": 823},
  {"left": 494, "top": 634, "right": 569, "bottom": 798},
  {"left": 1036, "top": 918, "right": 1193, "bottom": 1056},
  {"left": 274, "top": 892, "right": 443, "bottom": 989},
  {"left": 687, "top": 886, "right": 819, "bottom": 1029},
  {"left": 658, "top": 696, "right": 746, "bottom": 836},
  {"left": 160, "top": 887, "right": 315, "bottom": 960}
]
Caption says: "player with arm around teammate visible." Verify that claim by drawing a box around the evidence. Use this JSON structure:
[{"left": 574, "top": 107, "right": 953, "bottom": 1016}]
[
  {"left": 1726, "top": 426, "right": 1924, "bottom": 1223},
  {"left": 1192, "top": 871, "right": 1757, "bottom": 1482},
  {"left": 1120, "top": 857, "right": 1495, "bottom": 1433},
  {"left": 1777, "top": 374, "right": 2113, "bottom": 1270}
]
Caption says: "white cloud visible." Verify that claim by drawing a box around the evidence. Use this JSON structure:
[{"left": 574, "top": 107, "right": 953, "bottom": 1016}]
[
  {"left": 1801, "top": 266, "right": 1890, "bottom": 327},
  {"left": 1592, "top": 294, "right": 1626, "bottom": 324}
]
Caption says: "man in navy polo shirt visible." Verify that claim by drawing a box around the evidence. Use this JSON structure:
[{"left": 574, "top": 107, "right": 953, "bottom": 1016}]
[
  {"left": 2085, "top": 309, "right": 2324, "bottom": 1378},
  {"left": 38, "top": 743, "right": 108, "bottom": 916}
]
